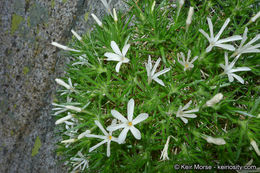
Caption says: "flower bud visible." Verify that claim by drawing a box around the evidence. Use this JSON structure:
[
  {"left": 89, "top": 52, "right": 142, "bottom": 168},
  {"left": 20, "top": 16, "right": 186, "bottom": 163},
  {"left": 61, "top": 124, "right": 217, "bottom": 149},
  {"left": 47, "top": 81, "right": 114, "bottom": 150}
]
[
  {"left": 151, "top": 1, "right": 156, "bottom": 12},
  {"left": 206, "top": 93, "right": 223, "bottom": 107},
  {"left": 206, "top": 136, "right": 226, "bottom": 145},
  {"left": 51, "top": 42, "right": 80, "bottom": 52},
  {"left": 186, "top": 7, "right": 194, "bottom": 26},
  {"left": 113, "top": 8, "right": 118, "bottom": 22},
  {"left": 71, "top": 29, "right": 82, "bottom": 41}
]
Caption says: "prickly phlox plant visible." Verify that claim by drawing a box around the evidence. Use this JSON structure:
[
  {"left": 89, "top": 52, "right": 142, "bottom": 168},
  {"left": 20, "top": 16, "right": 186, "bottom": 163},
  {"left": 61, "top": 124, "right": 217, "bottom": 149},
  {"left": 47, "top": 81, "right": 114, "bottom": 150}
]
[{"left": 51, "top": 0, "right": 260, "bottom": 172}]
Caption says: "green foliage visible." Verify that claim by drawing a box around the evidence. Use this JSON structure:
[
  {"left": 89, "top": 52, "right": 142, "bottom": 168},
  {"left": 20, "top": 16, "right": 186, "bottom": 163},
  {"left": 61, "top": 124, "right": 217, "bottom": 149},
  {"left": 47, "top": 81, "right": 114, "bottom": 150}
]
[{"left": 53, "top": 0, "right": 260, "bottom": 172}]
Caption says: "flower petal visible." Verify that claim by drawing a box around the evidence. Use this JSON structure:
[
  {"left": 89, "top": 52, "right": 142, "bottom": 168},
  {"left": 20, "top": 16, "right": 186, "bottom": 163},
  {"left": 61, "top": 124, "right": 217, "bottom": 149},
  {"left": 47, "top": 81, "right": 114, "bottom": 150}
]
[
  {"left": 215, "top": 43, "right": 235, "bottom": 51},
  {"left": 206, "top": 45, "right": 213, "bottom": 53},
  {"left": 247, "top": 34, "right": 260, "bottom": 46},
  {"left": 111, "top": 110, "right": 127, "bottom": 122},
  {"left": 190, "top": 56, "right": 198, "bottom": 64},
  {"left": 122, "top": 44, "right": 130, "bottom": 56},
  {"left": 104, "top": 52, "right": 121, "bottom": 61},
  {"left": 183, "top": 108, "right": 199, "bottom": 114},
  {"left": 118, "top": 127, "right": 130, "bottom": 143},
  {"left": 145, "top": 63, "right": 151, "bottom": 77},
  {"left": 115, "top": 62, "right": 123, "bottom": 73},
  {"left": 133, "top": 113, "right": 149, "bottom": 125},
  {"left": 95, "top": 120, "right": 108, "bottom": 136},
  {"left": 231, "top": 73, "right": 244, "bottom": 84},
  {"left": 111, "top": 41, "right": 122, "bottom": 56},
  {"left": 199, "top": 29, "right": 210, "bottom": 41},
  {"left": 216, "top": 35, "right": 242, "bottom": 44},
  {"left": 182, "top": 100, "right": 192, "bottom": 111},
  {"left": 89, "top": 140, "right": 107, "bottom": 152},
  {"left": 148, "top": 55, "right": 152, "bottom": 71},
  {"left": 130, "top": 126, "right": 141, "bottom": 140},
  {"left": 107, "top": 124, "right": 126, "bottom": 132},
  {"left": 228, "top": 74, "right": 234, "bottom": 82},
  {"left": 215, "top": 18, "right": 230, "bottom": 41},
  {"left": 151, "top": 58, "right": 161, "bottom": 76},
  {"left": 152, "top": 68, "right": 170, "bottom": 78},
  {"left": 230, "top": 67, "right": 251, "bottom": 73},
  {"left": 180, "top": 117, "right": 188, "bottom": 124},
  {"left": 153, "top": 77, "right": 165, "bottom": 86},
  {"left": 183, "top": 113, "right": 197, "bottom": 118},
  {"left": 127, "top": 99, "right": 134, "bottom": 121},
  {"left": 207, "top": 17, "right": 214, "bottom": 39},
  {"left": 107, "top": 140, "right": 111, "bottom": 157}
]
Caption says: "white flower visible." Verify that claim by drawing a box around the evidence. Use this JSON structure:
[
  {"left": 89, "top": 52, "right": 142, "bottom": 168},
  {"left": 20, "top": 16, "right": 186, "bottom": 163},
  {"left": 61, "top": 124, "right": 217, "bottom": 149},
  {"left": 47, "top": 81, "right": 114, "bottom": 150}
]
[
  {"left": 85, "top": 120, "right": 120, "bottom": 157},
  {"left": 70, "top": 151, "right": 89, "bottom": 171},
  {"left": 199, "top": 18, "right": 242, "bottom": 52},
  {"left": 55, "top": 78, "right": 76, "bottom": 95},
  {"left": 176, "top": 100, "right": 198, "bottom": 124},
  {"left": 52, "top": 103, "right": 82, "bottom": 115},
  {"left": 71, "top": 29, "right": 82, "bottom": 41},
  {"left": 186, "top": 7, "right": 194, "bottom": 26},
  {"left": 91, "top": 13, "right": 103, "bottom": 27},
  {"left": 145, "top": 55, "right": 170, "bottom": 86},
  {"left": 250, "top": 140, "right": 260, "bottom": 156},
  {"left": 231, "top": 27, "right": 260, "bottom": 57},
  {"left": 51, "top": 42, "right": 80, "bottom": 52},
  {"left": 72, "top": 54, "right": 90, "bottom": 66},
  {"left": 250, "top": 11, "right": 260, "bottom": 22},
  {"left": 55, "top": 112, "right": 74, "bottom": 125},
  {"left": 104, "top": 41, "right": 130, "bottom": 72},
  {"left": 160, "top": 136, "right": 174, "bottom": 161},
  {"left": 107, "top": 99, "right": 149, "bottom": 143},
  {"left": 206, "top": 93, "right": 223, "bottom": 107},
  {"left": 177, "top": 50, "right": 198, "bottom": 71},
  {"left": 220, "top": 53, "right": 251, "bottom": 84},
  {"left": 203, "top": 135, "right": 226, "bottom": 145}
]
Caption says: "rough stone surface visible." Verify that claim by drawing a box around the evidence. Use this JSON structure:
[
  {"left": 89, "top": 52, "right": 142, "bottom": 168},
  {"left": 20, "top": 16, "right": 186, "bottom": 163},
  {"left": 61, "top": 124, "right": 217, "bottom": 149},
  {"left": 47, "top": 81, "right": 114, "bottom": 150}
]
[{"left": 0, "top": 0, "right": 128, "bottom": 172}]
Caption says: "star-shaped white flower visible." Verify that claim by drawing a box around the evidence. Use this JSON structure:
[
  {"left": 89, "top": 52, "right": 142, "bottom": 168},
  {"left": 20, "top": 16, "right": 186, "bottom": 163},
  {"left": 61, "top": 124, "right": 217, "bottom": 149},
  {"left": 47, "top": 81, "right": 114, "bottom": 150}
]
[
  {"left": 84, "top": 120, "right": 120, "bottom": 157},
  {"left": 72, "top": 54, "right": 90, "bottom": 66},
  {"left": 220, "top": 53, "right": 251, "bottom": 84},
  {"left": 177, "top": 50, "right": 198, "bottom": 71},
  {"left": 70, "top": 151, "right": 89, "bottom": 171},
  {"left": 199, "top": 18, "right": 242, "bottom": 52},
  {"left": 145, "top": 55, "right": 170, "bottom": 86},
  {"left": 176, "top": 100, "right": 198, "bottom": 124},
  {"left": 104, "top": 41, "right": 130, "bottom": 72},
  {"left": 231, "top": 27, "right": 260, "bottom": 57},
  {"left": 107, "top": 99, "right": 149, "bottom": 143}
]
